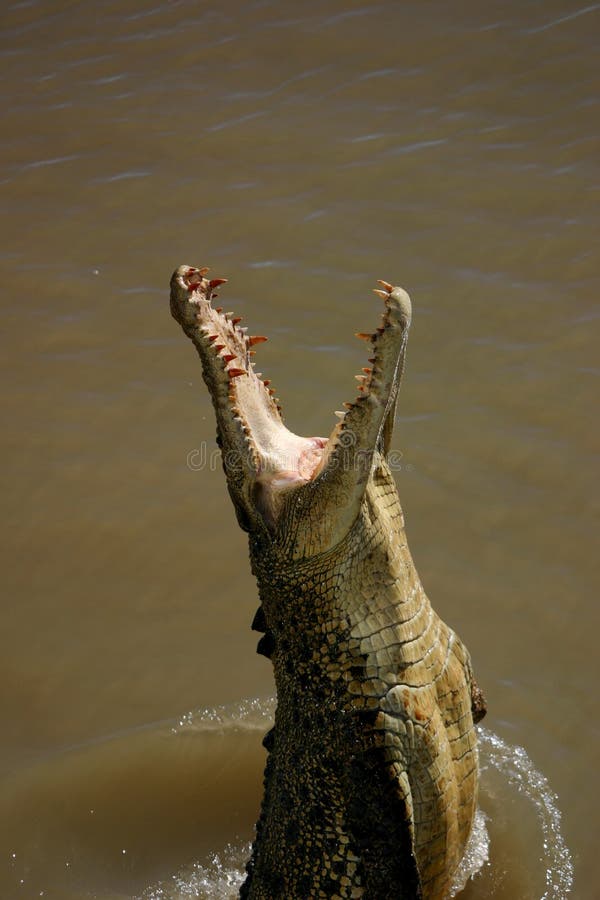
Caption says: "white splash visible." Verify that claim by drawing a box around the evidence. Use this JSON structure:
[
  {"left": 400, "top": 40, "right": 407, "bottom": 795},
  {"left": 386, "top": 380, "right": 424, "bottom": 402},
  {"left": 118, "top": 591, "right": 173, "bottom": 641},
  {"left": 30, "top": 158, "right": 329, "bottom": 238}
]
[
  {"left": 142, "top": 702, "right": 573, "bottom": 899},
  {"left": 141, "top": 843, "right": 251, "bottom": 900},
  {"left": 449, "top": 807, "right": 490, "bottom": 896},
  {"left": 476, "top": 726, "right": 574, "bottom": 899},
  {"left": 172, "top": 696, "right": 275, "bottom": 735}
]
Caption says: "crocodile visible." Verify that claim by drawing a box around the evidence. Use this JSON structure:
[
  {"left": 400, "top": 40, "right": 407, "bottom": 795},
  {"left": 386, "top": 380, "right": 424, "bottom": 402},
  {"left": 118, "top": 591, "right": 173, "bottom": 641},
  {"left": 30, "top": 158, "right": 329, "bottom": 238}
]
[{"left": 169, "top": 264, "right": 486, "bottom": 900}]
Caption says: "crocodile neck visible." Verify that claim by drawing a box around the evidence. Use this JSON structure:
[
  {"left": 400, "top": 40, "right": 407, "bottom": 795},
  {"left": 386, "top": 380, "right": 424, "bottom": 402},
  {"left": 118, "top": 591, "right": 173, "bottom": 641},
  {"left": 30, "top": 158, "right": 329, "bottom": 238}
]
[{"left": 243, "top": 458, "right": 475, "bottom": 899}]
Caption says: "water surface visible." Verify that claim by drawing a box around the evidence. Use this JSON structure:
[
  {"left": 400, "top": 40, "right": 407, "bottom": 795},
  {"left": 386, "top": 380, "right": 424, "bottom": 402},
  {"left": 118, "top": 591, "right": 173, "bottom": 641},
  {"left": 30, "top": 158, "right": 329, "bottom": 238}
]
[{"left": 1, "top": 0, "right": 598, "bottom": 896}]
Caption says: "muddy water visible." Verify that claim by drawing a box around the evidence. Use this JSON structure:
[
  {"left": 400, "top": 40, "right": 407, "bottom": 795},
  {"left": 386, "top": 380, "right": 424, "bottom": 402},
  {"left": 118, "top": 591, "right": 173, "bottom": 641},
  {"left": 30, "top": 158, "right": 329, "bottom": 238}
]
[{"left": 1, "top": 0, "right": 597, "bottom": 897}]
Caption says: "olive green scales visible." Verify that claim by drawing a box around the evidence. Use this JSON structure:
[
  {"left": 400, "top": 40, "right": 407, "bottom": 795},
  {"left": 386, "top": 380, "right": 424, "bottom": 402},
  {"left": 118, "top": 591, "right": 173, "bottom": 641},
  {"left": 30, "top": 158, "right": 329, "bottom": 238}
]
[{"left": 170, "top": 265, "right": 486, "bottom": 899}]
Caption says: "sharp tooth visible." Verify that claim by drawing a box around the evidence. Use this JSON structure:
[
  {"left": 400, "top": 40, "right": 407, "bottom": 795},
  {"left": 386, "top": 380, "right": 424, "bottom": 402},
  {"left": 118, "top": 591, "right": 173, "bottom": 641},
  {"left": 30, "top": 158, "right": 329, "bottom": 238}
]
[
  {"left": 225, "top": 311, "right": 234, "bottom": 319},
  {"left": 214, "top": 344, "right": 225, "bottom": 352},
  {"left": 197, "top": 266, "right": 210, "bottom": 276},
  {"left": 187, "top": 282, "right": 201, "bottom": 292},
  {"left": 268, "top": 388, "right": 276, "bottom": 396},
  {"left": 248, "top": 335, "right": 268, "bottom": 346},
  {"left": 231, "top": 317, "right": 242, "bottom": 325},
  {"left": 216, "top": 307, "right": 223, "bottom": 313},
  {"left": 208, "top": 335, "right": 219, "bottom": 342},
  {"left": 373, "top": 289, "right": 388, "bottom": 300},
  {"left": 263, "top": 379, "right": 271, "bottom": 387},
  {"left": 355, "top": 332, "right": 373, "bottom": 341},
  {"left": 222, "top": 354, "right": 236, "bottom": 364},
  {"left": 228, "top": 368, "right": 247, "bottom": 378},
  {"left": 209, "top": 278, "right": 228, "bottom": 289},
  {"left": 334, "top": 410, "right": 345, "bottom": 418},
  {"left": 362, "top": 367, "right": 372, "bottom": 374},
  {"left": 377, "top": 279, "right": 394, "bottom": 292},
  {"left": 343, "top": 401, "right": 354, "bottom": 409},
  {"left": 354, "top": 375, "right": 364, "bottom": 382}
]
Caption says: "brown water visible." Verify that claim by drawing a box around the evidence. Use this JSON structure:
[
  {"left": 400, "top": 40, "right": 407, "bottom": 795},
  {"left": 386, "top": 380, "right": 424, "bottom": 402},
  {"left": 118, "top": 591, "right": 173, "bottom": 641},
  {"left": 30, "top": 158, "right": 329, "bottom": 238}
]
[{"left": 1, "top": 0, "right": 598, "bottom": 897}]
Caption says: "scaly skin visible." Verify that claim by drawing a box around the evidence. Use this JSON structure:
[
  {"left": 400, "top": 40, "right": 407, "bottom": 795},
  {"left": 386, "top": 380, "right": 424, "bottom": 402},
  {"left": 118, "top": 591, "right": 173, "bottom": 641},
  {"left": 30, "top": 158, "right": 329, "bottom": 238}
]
[{"left": 169, "top": 266, "right": 486, "bottom": 899}]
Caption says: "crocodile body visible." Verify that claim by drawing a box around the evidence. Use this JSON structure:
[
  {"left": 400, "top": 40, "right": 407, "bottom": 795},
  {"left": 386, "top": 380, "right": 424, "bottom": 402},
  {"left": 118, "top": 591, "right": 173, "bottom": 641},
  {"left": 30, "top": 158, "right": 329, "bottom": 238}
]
[{"left": 169, "top": 266, "right": 486, "bottom": 899}]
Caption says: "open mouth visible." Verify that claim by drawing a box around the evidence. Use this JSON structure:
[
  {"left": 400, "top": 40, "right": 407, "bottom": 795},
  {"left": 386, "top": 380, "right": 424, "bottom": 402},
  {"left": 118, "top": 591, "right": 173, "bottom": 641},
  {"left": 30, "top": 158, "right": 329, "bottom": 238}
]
[{"left": 170, "top": 264, "right": 411, "bottom": 527}]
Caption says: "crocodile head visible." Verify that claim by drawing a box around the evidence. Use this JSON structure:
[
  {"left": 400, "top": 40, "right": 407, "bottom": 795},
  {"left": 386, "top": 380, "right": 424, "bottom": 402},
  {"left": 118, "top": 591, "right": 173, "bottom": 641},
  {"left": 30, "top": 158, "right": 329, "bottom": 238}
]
[{"left": 170, "top": 264, "right": 411, "bottom": 551}]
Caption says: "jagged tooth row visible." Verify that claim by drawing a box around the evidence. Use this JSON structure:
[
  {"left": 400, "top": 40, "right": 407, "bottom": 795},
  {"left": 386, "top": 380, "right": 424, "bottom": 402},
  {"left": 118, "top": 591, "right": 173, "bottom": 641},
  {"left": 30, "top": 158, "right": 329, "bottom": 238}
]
[
  {"left": 336, "top": 279, "right": 396, "bottom": 418},
  {"left": 184, "top": 267, "right": 283, "bottom": 413},
  {"left": 192, "top": 295, "right": 248, "bottom": 381}
]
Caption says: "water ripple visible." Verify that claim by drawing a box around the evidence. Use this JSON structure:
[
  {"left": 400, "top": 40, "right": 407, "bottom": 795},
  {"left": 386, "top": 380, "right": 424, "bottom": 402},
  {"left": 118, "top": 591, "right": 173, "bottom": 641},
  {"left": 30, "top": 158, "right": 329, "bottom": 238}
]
[
  {"left": 385, "top": 138, "right": 448, "bottom": 156},
  {"left": 205, "top": 111, "right": 266, "bottom": 132},
  {"left": 94, "top": 170, "right": 152, "bottom": 183},
  {"left": 21, "top": 153, "right": 81, "bottom": 171},
  {"left": 525, "top": 3, "right": 600, "bottom": 33},
  {"left": 248, "top": 260, "right": 293, "bottom": 270},
  {"left": 357, "top": 68, "right": 398, "bottom": 81},
  {"left": 348, "top": 132, "right": 387, "bottom": 143}
]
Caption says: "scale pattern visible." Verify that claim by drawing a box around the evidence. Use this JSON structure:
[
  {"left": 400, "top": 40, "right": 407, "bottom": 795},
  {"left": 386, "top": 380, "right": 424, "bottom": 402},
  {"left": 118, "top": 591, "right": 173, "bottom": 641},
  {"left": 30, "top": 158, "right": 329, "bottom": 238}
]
[
  {"left": 168, "top": 266, "right": 486, "bottom": 898},
  {"left": 243, "top": 457, "right": 484, "bottom": 899}
]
